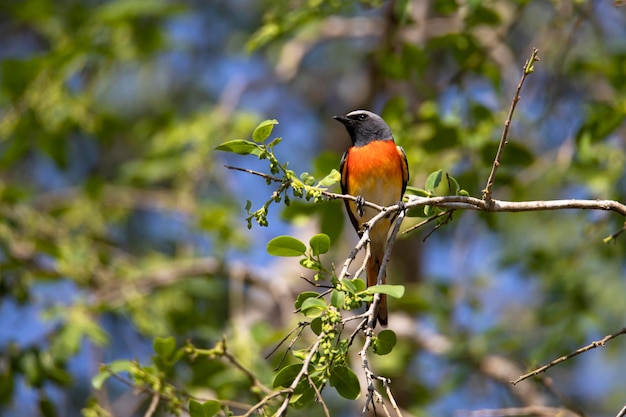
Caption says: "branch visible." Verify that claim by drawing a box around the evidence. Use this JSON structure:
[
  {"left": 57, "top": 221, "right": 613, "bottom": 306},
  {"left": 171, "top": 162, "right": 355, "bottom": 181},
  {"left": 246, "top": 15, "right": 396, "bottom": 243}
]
[
  {"left": 274, "top": 337, "right": 325, "bottom": 416},
  {"left": 511, "top": 327, "right": 626, "bottom": 385},
  {"left": 144, "top": 391, "right": 160, "bottom": 417},
  {"left": 226, "top": 164, "right": 626, "bottom": 219},
  {"left": 359, "top": 211, "right": 407, "bottom": 417},
  {"left": 458, "top": 406, "right": 581, "bottom": 417},
  {"left": 220, "top": 339, "right": 274, "bottom": 395},
  {"left": 391, "top": 314, "right": 552, "bottom": 407},
  {"left": 482, "top": 47, "right": 539, "bottom": 205}
]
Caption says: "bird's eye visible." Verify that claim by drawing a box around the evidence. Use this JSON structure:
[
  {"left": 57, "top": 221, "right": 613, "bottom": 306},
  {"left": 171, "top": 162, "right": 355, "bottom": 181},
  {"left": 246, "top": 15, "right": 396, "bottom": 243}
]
[{"left": 357, "top": 113, "right": 367, "bottom": 120}]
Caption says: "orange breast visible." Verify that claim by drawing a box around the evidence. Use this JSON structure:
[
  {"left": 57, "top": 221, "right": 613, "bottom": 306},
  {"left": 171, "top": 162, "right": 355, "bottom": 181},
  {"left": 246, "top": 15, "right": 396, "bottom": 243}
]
[{"left": 344, "top": 140, "right": 405, "bottom": 222}]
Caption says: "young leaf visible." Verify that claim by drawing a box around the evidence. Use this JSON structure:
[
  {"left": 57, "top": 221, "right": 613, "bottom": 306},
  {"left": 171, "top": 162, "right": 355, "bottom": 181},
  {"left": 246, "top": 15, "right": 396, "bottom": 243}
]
[
  {"left": 189, "top": 399, "right": 221, "bottom": 417},
  {"left": 404, "top": 185, "right": 430, "bottom": 197},
  {"left": 351, "top": 278, "right": 367, "bottom": 292},
  {"left": 310, "top": 317, "right": 322, "bottom": 335},
  {"left": 425, "top": 170, "right": 443, "bottom": 193},
  {"left": 295, "top": 291, "right": 319, "bottom": 310},
  {"left": 364, "top": 284, "right": 405, "bottom": 299},
  {"left": 300, "top": 297, "right": 327, "bottom": 317},
  {"left": 92, "top": 360, "right": 135, "bottom": 390},
  {"left": 447, "top": 174, "right": 460, "bottom": 195},
  {"left": 153, "top": 337, "right": 176, "bottom": 360},
  {"left": 273, "top": 364, "right": 302, "bottom": 388},
  {"left": 267, "top": 236, "right": 306, "bottom": 257},
  {"left": 215, "top": 139, "right": 261, "bottom": 155},
  {"left": 309, "top": 233, "right": 330, "bottom": 255},
  {"left": 329, "top": 366, "right": 360, "bottom": 400},
  {"left": 330, "top": 290, "right": 346, "bottom": 309},
  {"left": 253, "top": 119, "right": 279, "bottom": 143},
  {"left": 316, "top": 169, "right": 341, "bottom": 187},
  {"left": 373, "top": 329, "right": 397, "bottom": 355}
]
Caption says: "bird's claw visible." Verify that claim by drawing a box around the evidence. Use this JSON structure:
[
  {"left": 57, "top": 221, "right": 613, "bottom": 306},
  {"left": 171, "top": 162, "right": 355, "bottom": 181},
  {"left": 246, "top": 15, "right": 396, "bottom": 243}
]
[{"left": 356, "top": 196, "right": 365, "bottom": 217}]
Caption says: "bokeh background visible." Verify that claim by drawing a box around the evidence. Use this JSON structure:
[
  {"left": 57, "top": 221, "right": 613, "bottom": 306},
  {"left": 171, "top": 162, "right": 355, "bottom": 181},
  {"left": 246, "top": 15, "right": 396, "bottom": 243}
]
[{"left": 1, "top": 0, "right": 626, "bottom": 416}]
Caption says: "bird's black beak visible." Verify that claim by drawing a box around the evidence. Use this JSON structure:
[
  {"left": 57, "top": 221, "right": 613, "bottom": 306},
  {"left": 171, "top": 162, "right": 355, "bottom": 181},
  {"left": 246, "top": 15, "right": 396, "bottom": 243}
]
[{"left": 333, "top": 115, "right": 349, "bottom": 125}]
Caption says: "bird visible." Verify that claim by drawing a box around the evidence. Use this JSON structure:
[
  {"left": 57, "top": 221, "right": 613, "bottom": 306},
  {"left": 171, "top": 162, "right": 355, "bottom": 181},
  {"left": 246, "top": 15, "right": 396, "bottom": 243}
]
[{"left": 334, "top": 110, "right": 409, "bottom": 326}]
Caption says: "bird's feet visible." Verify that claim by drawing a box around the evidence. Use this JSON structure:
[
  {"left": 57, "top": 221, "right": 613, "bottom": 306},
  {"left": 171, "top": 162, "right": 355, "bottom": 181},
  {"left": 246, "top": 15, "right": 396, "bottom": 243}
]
[{"left": 356, "top": 196, "right": 365, "bottom": 217}]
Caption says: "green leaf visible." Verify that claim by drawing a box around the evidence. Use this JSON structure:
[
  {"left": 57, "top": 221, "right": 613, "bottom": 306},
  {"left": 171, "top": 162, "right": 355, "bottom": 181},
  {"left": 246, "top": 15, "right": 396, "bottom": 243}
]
[
  {"left": 425, "top": 170, "right": 443, "bottom": 193},
  {"left": 329, "top": 366, "right": 360, "bottom": 400},
  {"left": 215, "top": 139, "right": 261, "bottom": 155},
  {"left": 310, "top": 317, "right": 323, "bottom": 335},
  {"left": 295, "top": 292, "right": 319, "bottom": 310},
  {"left": 447, "top": 174, "right": 461, "bottom": 195},
  {"left": 316, "top": 169, "right": 341, "bottom": 187},
  {"left": 365, "top": 284, "right": 405, "bottom": 299},
  {"left": 189, "top": 399, "right": 221, "bottom": 417},
  {"left": 404, "top": 186, "right": 430, "bottom": 197},
  {"left": 92, "top": 360, "right": 135, "bottom": 390},
  {"left": 330, "top": 290, "right": 346, "bottom": 308},
  {"left": 300, "top": 297, "right": 327, "bottom": 317},
  {"left": 153, "top": 337, "right": 176, "bottom": 359},
  {"left": 267, "top": 236, "right": 306, "bottom": 257},
  {"left": 352, "top": 278, "right": 367, "bottom": 292},
  {"left": 273, "top": 364, "right": 302, "bottom": 388},
  {"left": 373, "top": 330, "right": 397, "bottom": 355},
  {"left": 341, "top": 278, "right": 357, "bottom": 294},
  {"left": 252, "top": 119, "right": 279, "bottom": 143},
  {"left": 342, "top": 278, "right": 366, "bottom": 294},
  {"left": 309, "top": 233, "right": 330, "bottom": 255}
]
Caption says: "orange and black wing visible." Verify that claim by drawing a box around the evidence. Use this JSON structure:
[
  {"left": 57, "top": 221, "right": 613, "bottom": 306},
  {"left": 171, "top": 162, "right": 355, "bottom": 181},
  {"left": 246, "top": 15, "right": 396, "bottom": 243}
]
[
  {"left": 397, "top": 145, "right": 409, "bottom": 197},
  {"left": 339, "top": 149, "right": 361, "bottom": 234}
]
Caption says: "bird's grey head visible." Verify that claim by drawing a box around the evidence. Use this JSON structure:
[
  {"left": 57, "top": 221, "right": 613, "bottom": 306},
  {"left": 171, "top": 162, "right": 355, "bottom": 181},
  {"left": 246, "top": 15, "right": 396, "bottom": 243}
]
[{"left": 333, "top": 110, "right": 393, "bottom": 146}]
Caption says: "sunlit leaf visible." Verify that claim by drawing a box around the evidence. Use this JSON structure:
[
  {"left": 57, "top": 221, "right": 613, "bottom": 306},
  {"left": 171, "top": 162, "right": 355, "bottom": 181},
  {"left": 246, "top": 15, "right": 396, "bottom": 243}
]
[
  {"left": 253, "top": 119, "right": 279, "bottom": 142},
  {"left": 364, "top": 284, "right": 405, "bottom": 299},
  {"left": 215, "top": 139, "right": 261, "bottom": 155},
  {"left": 309, "top": 233, "right": 330, "bottom": 255},
  {"left": 267, "top": 235, "right": 306, "bottom": 256}
]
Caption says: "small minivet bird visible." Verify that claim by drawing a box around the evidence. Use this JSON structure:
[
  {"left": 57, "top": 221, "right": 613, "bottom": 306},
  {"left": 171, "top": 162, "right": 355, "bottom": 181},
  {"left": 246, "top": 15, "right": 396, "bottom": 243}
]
[{"left": 335, "top": 110, "right": 409, "bottom": 326}]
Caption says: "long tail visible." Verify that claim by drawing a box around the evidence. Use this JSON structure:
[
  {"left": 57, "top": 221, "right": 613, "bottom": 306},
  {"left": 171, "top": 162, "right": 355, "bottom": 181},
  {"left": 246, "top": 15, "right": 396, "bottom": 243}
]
[{"left": 366, "top": 250, "right": 387, "bottom": 326}]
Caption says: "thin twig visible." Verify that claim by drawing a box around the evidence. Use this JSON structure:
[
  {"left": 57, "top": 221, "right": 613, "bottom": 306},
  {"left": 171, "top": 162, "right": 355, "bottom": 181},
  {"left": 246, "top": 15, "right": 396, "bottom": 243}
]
[
  {"left": 482, "top": 48, "right": 540, "bottom": 205},
  {"left": 274, "top": 337, "right": 325, "bottom": 416},
  {"left": 458, "top": 406, "right": 582, "bottom": 417},
  {"left": 307, "top": 374, "right": 331, "bottom": 417},
  {"left": 221, "top": 339, "right": 273, "bottom": 395},
  {"left": 267, "top": 322, "right": 309, "bottom": 369},
  {"left": 382, "top": 378, "right": 403, "bottom": 417},
  {"left": 144, "top": 391, "right": 160, "bottom": 417},
  {"left": 421, "top": 210, "right": 455, "bottom": 242},
  {"left": 402, "top": 209, "right": 454, "bottom": 234},
  {"left": 604, "top": 221, "right": 626, "bottom": 243},
  {"left": 239, "top": 389, "right": 290, "bottom": 417},
  {"left": 511, "top": 327, "right": 626, "bottom": 385}
]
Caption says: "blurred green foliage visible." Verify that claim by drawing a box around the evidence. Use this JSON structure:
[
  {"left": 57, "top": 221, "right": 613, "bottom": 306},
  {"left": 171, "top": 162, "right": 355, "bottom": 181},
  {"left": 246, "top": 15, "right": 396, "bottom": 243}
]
[{"left": 1, "top": 0, "right": 626, "bottom": 416}]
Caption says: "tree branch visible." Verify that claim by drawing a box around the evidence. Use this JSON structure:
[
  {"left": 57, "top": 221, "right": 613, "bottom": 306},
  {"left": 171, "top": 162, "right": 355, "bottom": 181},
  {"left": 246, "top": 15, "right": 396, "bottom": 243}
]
[
  {"left": 482, "top": 48, "right": 540, "bottom": 205},
  {"left": 458, "top": 406, "right": 581, "bottom": 417},
  {"left": 511, "top": 327, "right": 626, "bottom": 385}
]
